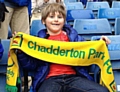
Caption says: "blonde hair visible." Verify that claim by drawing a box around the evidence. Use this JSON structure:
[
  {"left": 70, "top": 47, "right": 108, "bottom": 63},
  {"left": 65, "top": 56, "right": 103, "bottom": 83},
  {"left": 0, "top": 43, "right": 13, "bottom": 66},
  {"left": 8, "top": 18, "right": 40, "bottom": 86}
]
[{"left": 41, "top": 3, "right": 66, "bottom": 23}]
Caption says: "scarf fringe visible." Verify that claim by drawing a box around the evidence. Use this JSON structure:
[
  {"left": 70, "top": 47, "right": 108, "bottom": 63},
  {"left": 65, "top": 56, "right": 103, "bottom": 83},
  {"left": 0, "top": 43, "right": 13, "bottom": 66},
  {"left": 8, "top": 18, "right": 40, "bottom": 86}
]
[
  {"left": 6, "top": 84, "right": 18, "bottom": 92},
  {"left": 6, "top": 77, "right": 21, "bottom": 92}
]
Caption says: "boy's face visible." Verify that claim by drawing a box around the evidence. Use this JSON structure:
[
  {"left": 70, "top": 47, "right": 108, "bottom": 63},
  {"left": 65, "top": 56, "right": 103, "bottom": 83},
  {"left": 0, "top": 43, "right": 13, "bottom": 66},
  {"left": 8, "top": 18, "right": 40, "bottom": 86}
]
[{"left": 43, "top": 11, "right": 65, "bottom": 35}]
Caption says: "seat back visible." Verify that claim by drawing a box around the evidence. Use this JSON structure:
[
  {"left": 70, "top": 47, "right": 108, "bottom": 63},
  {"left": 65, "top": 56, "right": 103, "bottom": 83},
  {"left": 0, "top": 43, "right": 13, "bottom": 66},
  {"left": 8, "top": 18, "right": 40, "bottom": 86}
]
[
  {"left": 8, "top": 27, "right": 12, "bottom": 39},
  {"left": 0, "top": 40, "right": 10, "bottom": 67},
  {"left": 98, "top": 8, "right": 120, "bottom": 19},
  {"left": 86, "top": 2, "right": 110, "bottom": 10},
  {"left": 64, "top": 0, "right": 77, "bottom": 4},
  {"left": 98, "top": 8, "right": 120, "bottom": 32},
  {"left": 112, "top": 1, "right": 120, "bottom": 8},
  {"left": 114, "top": 18, "right": 120, "bottom": 35},
  {"left": 66, "top": 9, "right": 95, "bottom": 26},
  {"left": 68, "top": 0, "right": 77, "bottom": 2},
  {"left": 0, "top": 39, "right": 10, "bottom": 92},
  {"left": 65, "top": 2, "right": 84, "bottom": 10},
  {"left": 86, "top": 2, "right": 110, "bottom": 18},
  {"left": 0, "top": 74, "right": 7, "bottom": 92},
  {"left": 64, "top": 0, "right": 77, "bottom": 2},
  {"left": 73, "top": 18, "right": 112, "bottom": 40},
  {"left": 98, "top": 8, "right": 120, "bottom": 23},
  {"left": 91, "top": 35, "right": 120, "bottom": 91},
  {"left": 30, "top": 20, "right": 45, "bottom": 36}
]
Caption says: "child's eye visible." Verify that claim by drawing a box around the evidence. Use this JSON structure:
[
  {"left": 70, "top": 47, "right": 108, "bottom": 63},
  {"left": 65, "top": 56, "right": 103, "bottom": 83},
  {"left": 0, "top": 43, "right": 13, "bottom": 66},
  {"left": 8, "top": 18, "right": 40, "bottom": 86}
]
[
  {"left": 58, "top": 16, "right": 63, "bottom": 18},
  {"left": 49, "top": 16, "right": 54, "bottom": 18}
]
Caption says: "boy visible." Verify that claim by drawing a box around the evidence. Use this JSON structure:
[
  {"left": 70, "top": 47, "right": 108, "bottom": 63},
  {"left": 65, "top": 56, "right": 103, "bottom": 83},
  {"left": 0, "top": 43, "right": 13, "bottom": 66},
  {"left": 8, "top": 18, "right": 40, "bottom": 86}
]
[{"left": 17, "top": 3, "right": 110, "bottom": 92}]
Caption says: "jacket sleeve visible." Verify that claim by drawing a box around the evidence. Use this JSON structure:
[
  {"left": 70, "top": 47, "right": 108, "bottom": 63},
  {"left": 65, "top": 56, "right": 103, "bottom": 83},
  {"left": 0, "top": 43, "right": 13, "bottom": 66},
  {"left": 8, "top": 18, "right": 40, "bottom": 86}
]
[
  {"left": 0, "top": 0, "right": 4, "bottom": 3},
  {"left": 0, "top": 41, "right": 4, "bottom": 59},
  {"left": 17, "top": 51, "right": 44, "bottom": 70},
  {"left": 77, "top": 35, "right": 85, "bottom": 42}
]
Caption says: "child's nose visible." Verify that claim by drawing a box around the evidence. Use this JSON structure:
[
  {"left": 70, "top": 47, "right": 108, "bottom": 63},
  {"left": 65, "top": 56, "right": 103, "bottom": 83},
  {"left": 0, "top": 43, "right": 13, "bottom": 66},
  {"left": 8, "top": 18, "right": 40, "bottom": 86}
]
[{"left": 54, "top": 17, "right": 58, "bottom": 21}]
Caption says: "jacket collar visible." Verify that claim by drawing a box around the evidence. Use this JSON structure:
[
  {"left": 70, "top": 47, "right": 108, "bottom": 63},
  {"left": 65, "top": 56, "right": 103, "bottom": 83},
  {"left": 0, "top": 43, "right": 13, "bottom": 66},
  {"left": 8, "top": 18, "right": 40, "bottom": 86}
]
[{"left": 37, "top": 24, "right": 78, "bottom": 42}]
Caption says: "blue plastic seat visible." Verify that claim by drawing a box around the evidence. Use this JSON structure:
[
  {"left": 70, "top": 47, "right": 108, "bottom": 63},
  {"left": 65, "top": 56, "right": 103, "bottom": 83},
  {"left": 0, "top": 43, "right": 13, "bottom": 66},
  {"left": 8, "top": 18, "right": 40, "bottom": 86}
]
[
  {"left": 0, "top": 40, "right": 10, "bottom": 66},
  {"left": 8, "top": 27, "right": 12, "bottom": 39},
  {"left": 86, "top": 2, "right": 110, "bottom": 18},
  {"left": 0, "top": 40, "right": 10, "bottom": 92},
  {"left": 73, "top": 18, "right": 112, "bottom": 40},
  {"left": 65, "top": 2, "right": 84, "bottom": 10},
  {"left": 66, "top": 9, "right": 95, "bottom": 26},
  {"left": 30, "top": 20, "right": 45, "bottom": 36},
  {"left": 98, "top": 8, "right": 120, "bottom": 32},
  {"left": 86, "top": 2, "right": 110, "bottom": 10},
  {"left": 64, "top": 0, "right": 77, "bottom": 4},
  {"left": 114, "top": 18, "right": 120, "bottom": 35},
  {"left": 0, "top": 74, "right": 7, "bottom": 92},
  {"left": 98, "top": 8, "right": 120, "bottom": 22},
  {"left": 91, "top": 35, "right": 120, "bottom": 92},
  {"left": 112, "top": 1, "right": 120, "bottom": 8},
  {"left": 68, "top": 0, "right": 77, "bottom": 2}
]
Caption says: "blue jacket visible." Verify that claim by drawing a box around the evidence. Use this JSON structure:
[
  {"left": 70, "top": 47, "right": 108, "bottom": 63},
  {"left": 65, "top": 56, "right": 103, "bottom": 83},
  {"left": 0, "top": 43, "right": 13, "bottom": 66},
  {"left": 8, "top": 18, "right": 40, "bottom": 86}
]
[
  {"left": 0, "top": 0, "right": 31, "bottom": 16},
  {"left": 0, "top": 0, "right": 30, "bottom": 5},
  {"left": 0, "top": 0, "right": 4, "bottom": 2},
  {"left": 4, "top": 0, "right": 31, "bottom": 6},
  {"left": 0, "top": 42, "right": 4, "bottom": 59},
  {"left": 17, "top": 24, "right": 94, "bottom": 92}
]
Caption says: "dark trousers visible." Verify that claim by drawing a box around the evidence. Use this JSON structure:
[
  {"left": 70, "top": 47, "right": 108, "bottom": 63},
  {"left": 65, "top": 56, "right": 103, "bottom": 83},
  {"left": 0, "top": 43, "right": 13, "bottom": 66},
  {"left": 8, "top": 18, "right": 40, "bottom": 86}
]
[{"left": 38, "top": 74, "right": 109, "bottom": 92}]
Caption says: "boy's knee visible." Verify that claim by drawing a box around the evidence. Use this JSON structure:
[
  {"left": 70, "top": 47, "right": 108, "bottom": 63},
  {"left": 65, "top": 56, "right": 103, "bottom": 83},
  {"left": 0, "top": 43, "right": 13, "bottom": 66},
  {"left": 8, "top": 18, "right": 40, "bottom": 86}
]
[{"left": 101, "top": 87, "right": 109, "bottom": 92}]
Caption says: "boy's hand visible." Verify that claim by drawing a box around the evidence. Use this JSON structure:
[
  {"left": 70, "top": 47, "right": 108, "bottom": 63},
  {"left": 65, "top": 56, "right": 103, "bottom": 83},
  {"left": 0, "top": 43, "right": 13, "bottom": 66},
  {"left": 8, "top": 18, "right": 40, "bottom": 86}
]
[
  {"left": 100, "top": 36, "right": 111, "bottom": 45},
  {"left": 12, "top": 32, "right": 22, "bottom": 53},
  {"left": 12, "top": 31, "right": 17, "bottom": 37}
]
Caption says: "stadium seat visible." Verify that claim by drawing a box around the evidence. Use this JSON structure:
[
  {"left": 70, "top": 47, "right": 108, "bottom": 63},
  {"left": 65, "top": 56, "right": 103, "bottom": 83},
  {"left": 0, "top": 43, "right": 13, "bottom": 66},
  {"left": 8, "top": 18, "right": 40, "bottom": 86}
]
[
  {"left": 8, "top": 27, "right": 12, "bottom": 39},
  {"left": 97, "top": 8, "right": 120, "bottom": 33},
  {"left": 0, "top": 74, "right": 7, "bottom": 92},
  {"left": 64, "top": 0, "right": 77, "bottom": 5},
  {"left": 0, "top": 40, "right": 10, "bottom": 92},
  {"left": 0, "top": 40, "right": 10, "bottom": 72},
  {"left": 64, "top": 0, "right": 77, "bottom": 2},
  {"left": 73, "top": 18, "right": 112, "bottom": 40},
  {"left": 91, "top": 35, "right": 120, "bottom": 92},
  {"left": 86, "top": 2, "right": 110, "bottom": 18},
  {"left": 112, "top": 1, "right": 120, "bottom": 8},
  {"left": 98, "top": 8, "right": 120, "bottom": 23},
  {"left": 114, "top": 18, "right": 120, "bottom": 35},
  {"left": 30, "top": 20, "right": 45, "bottom": 36},
  {"left": 66, "top": 9, "right": 95, "bottom": 26},
  {"left": 65, "top": 2, "right": 84, "bottom": 10},
  {"left": 68, "top": 0, "right": 77, "bottom": 2}
]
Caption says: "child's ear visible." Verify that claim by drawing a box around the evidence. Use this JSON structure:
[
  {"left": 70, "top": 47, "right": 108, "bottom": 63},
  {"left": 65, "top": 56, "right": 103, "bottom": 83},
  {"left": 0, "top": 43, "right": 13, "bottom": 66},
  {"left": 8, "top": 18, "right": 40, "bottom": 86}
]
[{"left": 42, "top": 20, "right": 45, "bottom": 25}]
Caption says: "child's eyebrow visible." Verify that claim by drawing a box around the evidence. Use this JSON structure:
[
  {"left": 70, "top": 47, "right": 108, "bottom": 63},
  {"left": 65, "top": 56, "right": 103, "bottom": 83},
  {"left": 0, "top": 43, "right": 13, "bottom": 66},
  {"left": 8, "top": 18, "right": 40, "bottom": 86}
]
[{"left": 49, "top": 12, "right": 63, "bottom": 15}]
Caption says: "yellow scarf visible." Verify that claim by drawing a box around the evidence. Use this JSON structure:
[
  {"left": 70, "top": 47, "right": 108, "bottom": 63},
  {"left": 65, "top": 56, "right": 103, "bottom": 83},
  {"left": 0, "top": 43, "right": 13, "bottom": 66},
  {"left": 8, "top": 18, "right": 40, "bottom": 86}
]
[{"left": 6, "top": 32, "right": 116, "bottom": 92}]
